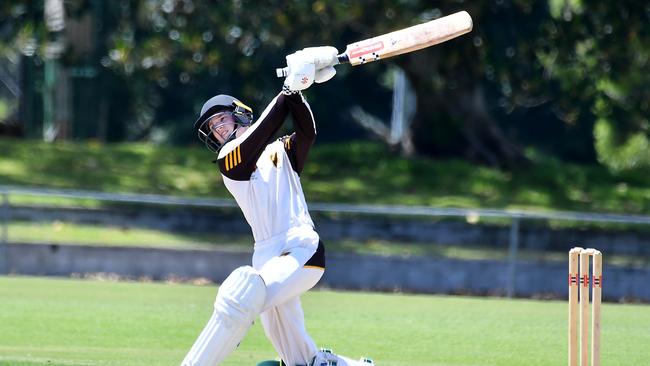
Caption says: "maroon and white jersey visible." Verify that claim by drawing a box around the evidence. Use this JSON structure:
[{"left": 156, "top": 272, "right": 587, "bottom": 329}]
[{"left": 216, "top": 92, "right": 316, "bottom": 243}]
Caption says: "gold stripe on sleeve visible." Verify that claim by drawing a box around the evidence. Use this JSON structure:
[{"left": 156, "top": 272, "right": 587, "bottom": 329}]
[
  {"left": 236, "top": 146, "right": 241, "bottom": 164},
  {"left": 303, "top": 265, "right": 325, "bottom": 270}
]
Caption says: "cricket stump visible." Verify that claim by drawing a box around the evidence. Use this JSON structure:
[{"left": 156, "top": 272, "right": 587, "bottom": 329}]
[{"left": 568, "top": 247, "right": 602, "bottom": 366}]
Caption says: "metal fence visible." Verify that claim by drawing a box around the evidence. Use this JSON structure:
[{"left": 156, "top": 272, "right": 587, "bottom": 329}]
[{"left": 2, "top": 185, "right": 650, "bottom": 297}]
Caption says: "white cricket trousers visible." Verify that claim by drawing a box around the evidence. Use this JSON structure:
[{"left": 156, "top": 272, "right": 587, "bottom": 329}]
[{"left": 252, "top": 225, "right": 325, "bottom": 366}]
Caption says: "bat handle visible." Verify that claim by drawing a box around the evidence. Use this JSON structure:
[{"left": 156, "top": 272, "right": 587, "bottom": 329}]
[
  {"left": 275, "top": 53, "right": 350, "bottom": 78},
  {"left": 336, "top": 53, "right": 349, "bottom": 64},
  {"left": 276, "top": 67, "right": 289, "bottom": 78}
]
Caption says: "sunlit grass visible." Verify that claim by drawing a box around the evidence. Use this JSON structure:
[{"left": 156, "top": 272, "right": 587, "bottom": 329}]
[
  {"left": 1, "top": 137, "right": 650, "bottom": 214},
  {"left": 6, "top": 221, "right": 249, "bottom": 250},
  {"left": 1, "top": 276, "right": 649, "bottom": 366}
]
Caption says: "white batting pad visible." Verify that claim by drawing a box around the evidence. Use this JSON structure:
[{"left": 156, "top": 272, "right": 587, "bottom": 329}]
[{"left": 181, "top": 266, "right": 266, "bottom": 366}]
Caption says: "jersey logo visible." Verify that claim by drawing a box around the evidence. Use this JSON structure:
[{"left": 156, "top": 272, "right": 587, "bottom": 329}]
[
  {"left": 224, "top": 145, "right": 242, "bottom": 171},
  {"left": 283, "top": 137, "right": 292, "bottom": 150},
  {"left": 271, "top": 152, "right": 278, "bottom": 167}
]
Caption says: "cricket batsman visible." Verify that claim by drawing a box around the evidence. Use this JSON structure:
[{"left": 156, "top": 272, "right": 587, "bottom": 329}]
[{"left": 184, "top": 46, "right": 374, "bottom": 366}]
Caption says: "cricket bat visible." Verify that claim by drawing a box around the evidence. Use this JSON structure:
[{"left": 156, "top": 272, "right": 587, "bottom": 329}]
[{"left": 276, "top": 10, "right": 473, "bottom": 77}]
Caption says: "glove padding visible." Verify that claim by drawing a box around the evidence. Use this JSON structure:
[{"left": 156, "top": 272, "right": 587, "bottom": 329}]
[
  {"left": 314, "top": 66, "right": 336, "bottom": 83},
  {"left": 284, "top": 46, "right": 338, "bottom": 91},
  {"left": 301, "top": 46, "right": 339, "bottom": 69}
]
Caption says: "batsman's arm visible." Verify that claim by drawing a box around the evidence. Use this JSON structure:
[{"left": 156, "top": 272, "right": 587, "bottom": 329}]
[{"left": 283, "top": 92, "right": 316, "bottom": 175}]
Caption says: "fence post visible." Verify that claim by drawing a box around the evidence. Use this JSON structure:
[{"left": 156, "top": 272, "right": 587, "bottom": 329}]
[
  {"left": 0, "top": 190, "right": 8, "bottom": 274},
  {"left": 506, "top": 217, "right": 520, "bottom": 298}
]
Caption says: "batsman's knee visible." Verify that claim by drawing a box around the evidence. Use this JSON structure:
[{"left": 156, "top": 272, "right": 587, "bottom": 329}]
[{"left": 214, "top": 265, "right": 267, "bottom": 324}]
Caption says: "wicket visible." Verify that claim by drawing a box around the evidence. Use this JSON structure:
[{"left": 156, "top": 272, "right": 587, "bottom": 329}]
[{"left": 568, "top": 247, "right": 602, "bottom": 366}]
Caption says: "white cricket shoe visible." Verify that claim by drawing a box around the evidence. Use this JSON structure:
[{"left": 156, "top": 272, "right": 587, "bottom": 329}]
[{"left": 311, "top": 348, "right": 375, "bottom": 366}]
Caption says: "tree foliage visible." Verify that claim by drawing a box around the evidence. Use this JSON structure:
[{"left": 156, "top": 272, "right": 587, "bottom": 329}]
[
  {"left": 1, "top": 0, "right": 649, "bottom": 171},
  {"left": 542, "top": 0, "right": 650, "bottom": 171}
]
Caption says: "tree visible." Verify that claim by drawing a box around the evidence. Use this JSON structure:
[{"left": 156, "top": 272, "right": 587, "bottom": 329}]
[
  {"left": 3, "top": 0, "right": 649, "bottom": 172},
  {"left": 541, "top": 0, "right": 650, "bottom": 171}
]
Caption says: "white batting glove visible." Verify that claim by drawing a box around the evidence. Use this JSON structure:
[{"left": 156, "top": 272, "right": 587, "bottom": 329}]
[
  {"left": 303, "top": 46, "right": 338, "bottom": 83},
  {"left": 314, "top": 66, "right": 336, "bottom": 83},
  {"left": 283, "top": 46, "right": 339, "bottom": 90},
  {"left": 284, "top": 51, "right": 316, "bottom": 91},
  {"left": 300, "top": 46, "right": 339, "bottom": 69}
]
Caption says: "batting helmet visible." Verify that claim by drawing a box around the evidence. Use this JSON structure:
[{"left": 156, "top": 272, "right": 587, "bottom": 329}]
[{"left": 194, "top": 94, "right": 254, "bottom": 153}]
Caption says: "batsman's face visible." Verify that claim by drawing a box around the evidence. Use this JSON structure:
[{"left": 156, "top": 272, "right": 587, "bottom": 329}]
[{"left": 208, "top": 112, "right": 236, "bottom": 144}]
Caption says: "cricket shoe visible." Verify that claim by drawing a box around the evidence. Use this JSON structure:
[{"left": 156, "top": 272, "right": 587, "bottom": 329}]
[
  {"left": 256, "top": 360, "right": 286, "bottom": 366},
  {"left": 311, "top": 348, "right": 374, "bottom": 366}
]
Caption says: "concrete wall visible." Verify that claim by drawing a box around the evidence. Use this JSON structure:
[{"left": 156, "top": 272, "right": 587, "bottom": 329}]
[
  {"left": 6, "top": 243, "right": 251, "bottom": 281},
  {"left": 6, "top": 243, "right": 650, "bottom": 302}
]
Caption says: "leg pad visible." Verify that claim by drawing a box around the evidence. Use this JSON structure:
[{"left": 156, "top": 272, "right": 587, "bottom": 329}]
[{"left": 181, "top": 266, "right": 266, "bottom": 366}]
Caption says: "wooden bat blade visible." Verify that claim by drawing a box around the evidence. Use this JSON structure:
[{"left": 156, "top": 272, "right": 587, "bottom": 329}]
[{"left": 343, "top": 11, "right": 473, "bottom": 66}]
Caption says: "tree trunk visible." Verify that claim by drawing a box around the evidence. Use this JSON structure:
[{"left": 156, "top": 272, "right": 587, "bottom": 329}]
[
  {"left": 450, "top": 84, "right": 527, "bottom": 169},
  {"left": 402, "top": 56, "right": 528, "bottom": 169}
]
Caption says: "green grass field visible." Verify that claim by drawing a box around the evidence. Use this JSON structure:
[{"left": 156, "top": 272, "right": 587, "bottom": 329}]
[
  {"left": 2, "top": 137, "right": 650, "bottom": 214},
  {"left": 1, "top": 276, "right": 649, "bottom": 366}
]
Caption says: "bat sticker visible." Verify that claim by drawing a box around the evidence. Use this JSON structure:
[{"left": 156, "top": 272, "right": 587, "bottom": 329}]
[{"left": 349, "top": 41, "right": 385, "bottom": 59}]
